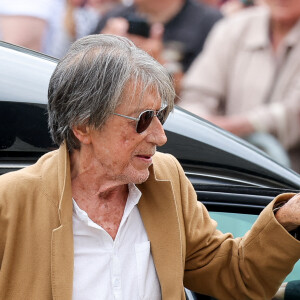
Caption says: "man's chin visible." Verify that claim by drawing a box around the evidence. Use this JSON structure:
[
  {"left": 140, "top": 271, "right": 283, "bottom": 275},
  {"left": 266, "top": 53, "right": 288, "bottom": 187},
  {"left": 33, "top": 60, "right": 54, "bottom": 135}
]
[
  {"left": 133, "top": 171, "right": 150, "bottom": 184},
  {"left": 118, "top": 168, "right": 150, "bottom": 185}
]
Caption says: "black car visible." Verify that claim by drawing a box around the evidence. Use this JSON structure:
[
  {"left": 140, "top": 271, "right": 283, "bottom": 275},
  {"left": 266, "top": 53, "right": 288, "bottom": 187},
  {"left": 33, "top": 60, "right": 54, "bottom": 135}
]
[{"left": 0, "top": 41, "right": 299, "bottom": 298}]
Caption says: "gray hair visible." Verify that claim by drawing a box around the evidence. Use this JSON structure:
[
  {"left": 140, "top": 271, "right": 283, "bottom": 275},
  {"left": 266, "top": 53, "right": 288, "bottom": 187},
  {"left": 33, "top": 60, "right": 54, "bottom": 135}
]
[{"left": 48, "top": 34, "right": 175, "bottom": 150}]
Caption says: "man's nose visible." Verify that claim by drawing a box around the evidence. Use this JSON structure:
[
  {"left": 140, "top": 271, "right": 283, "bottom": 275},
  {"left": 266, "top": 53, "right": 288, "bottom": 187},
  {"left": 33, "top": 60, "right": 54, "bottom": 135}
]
[{"left": 146, "top": 116, "right": 167, "bottom": 146}]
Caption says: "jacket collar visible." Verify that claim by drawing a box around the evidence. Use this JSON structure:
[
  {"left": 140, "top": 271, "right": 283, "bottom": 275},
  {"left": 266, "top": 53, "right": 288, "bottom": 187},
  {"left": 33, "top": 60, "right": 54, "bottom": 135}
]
[
  {"left": 47, "top": 143, "right": 74, "bottom": 300},
  {"left": 284, "top": 18, "right": 300, "bottom": 48},
  {"left": 243, "top": 7, "right": 270, "bottom": 50}
]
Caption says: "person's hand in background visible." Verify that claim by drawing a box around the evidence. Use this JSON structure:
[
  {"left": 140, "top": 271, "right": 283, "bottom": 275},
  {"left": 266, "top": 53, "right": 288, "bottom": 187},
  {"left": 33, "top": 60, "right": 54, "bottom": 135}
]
[{"left": 101, "top": 17, "right": 164, "bottom": 63}]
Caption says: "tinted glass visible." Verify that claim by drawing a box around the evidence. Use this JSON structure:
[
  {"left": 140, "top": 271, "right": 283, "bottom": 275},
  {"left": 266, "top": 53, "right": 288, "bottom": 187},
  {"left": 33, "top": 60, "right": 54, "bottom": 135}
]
[{"left": 0, "top": 101, "right": 56, "bottom": 154}]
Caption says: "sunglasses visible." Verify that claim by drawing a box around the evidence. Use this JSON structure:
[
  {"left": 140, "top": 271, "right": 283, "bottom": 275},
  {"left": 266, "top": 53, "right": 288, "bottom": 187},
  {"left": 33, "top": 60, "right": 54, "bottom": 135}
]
[{"left": 113, "top": 106, "right": 169, "bottom": 133}]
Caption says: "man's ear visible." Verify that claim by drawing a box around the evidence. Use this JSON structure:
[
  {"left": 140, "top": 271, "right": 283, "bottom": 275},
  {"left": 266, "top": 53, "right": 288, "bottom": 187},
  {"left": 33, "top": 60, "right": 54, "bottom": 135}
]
[{"left": 72, "top": 124, "right": 92, "bottom": 145}]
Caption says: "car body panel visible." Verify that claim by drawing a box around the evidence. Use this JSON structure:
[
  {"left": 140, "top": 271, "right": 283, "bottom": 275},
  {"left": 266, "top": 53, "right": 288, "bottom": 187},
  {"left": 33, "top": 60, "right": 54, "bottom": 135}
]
[{"left": 0, "top": 43, "right": 56, "bottom": 105}]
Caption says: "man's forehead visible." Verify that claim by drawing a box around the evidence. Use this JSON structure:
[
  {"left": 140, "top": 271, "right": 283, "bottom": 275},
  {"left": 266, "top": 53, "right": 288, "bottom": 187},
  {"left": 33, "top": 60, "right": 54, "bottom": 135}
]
[{"left": 120, "top": 85, "right": 162, "bottom": 113}]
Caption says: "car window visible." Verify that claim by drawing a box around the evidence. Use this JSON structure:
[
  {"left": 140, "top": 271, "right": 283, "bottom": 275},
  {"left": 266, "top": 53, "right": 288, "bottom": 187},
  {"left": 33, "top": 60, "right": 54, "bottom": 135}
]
[
  {"left": 0, "top": 101, "right": 55, "bottom": 152},
  {"left": 210, "top": 211, "right": 300, "bottom": 282}
]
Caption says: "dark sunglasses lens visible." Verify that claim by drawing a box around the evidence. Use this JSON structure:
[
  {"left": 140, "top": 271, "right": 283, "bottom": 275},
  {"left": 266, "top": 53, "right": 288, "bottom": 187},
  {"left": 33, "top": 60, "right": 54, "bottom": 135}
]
[
  {"left": 157, "top": 107, "right": 168, "bottom": 124},
  {"left": 137, "top": 110, "right": 155, "bottom": 133}
]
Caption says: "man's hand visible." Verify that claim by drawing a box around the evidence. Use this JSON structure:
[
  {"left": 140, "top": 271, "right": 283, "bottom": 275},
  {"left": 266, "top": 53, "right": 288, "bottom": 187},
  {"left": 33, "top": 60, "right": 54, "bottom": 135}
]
[
  {"left": 275, "top": 193, "right": 300, "bottom": 232},
  {"left": 101, "top": 17, "right": 129, "bottom": 36},
  {"left": 128, "top": 23, "right": 164, "bottom": 63}
]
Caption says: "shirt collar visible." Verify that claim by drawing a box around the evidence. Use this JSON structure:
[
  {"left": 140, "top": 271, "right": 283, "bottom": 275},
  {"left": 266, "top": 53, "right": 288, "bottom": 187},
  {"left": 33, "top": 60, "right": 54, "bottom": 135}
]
[
  {"left": 243, "top": 7, "right": 270, "bottom": 50},
  {"left": 284, "top": 18, "right": 300, "bottom": 47}
]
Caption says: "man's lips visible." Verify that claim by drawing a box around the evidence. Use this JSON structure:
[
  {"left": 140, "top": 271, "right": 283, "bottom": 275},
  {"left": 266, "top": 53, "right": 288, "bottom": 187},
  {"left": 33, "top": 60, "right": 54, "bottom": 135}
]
[{"left": 136, "top": 154, "right": 153, "bottom": 159}]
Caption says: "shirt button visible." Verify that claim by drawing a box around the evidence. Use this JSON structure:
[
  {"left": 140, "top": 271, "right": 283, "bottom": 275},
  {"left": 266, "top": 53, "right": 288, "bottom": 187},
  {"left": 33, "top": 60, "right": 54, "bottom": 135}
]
[{"left": 113, "top": 277, "right": 121, "bottom": 288}]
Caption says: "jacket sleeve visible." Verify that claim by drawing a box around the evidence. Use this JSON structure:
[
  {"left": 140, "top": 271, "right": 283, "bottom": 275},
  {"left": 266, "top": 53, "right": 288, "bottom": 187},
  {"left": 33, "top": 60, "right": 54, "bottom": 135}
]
[{"left": 167, "top": 157, "right": 300, "bottom": 299}]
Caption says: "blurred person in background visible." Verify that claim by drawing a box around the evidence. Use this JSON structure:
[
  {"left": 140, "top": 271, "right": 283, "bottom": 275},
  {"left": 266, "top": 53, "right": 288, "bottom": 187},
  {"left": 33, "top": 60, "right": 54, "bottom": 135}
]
[
  {"left": 179, "top": 0, "right": 300, "bottom": 173},
  {"left": 0, "top": 0, "right": 119, "bottom": 57},
  {"left": 0, "top": 0, "right": 64, "bottom": 55},
  {"left": 196, "top": 0, "right": 258, "bottom": 13},
  {"left": 220, "top": 0, "right": 258, "bottom": 15},
  {"left": 92, "top": 0, "right": 222, "bottom": 95},
  {"left": 50, "top": 0, "right": 121, "bottom": 58},
  {"left": 196, "top": 0, "right": 222, "bottom": 7},
  {"left": 220, "top": 0, "right": 256, "bottom": 16}
]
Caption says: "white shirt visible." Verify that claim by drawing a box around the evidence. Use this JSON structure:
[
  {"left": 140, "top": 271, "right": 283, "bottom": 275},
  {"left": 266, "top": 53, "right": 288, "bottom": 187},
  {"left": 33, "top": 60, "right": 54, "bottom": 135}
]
[{"left": 72, "top": 183, "right": 161, "bottom": 300}]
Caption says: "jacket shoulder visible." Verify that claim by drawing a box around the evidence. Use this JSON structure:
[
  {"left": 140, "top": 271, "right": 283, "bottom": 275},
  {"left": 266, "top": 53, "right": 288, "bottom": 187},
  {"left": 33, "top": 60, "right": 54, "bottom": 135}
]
[
  {"left": 0, "top": 150, "right": 59, "bottom": 204},
  {"left": 211, "top": 6, "right": 268, "bottom": 38}
]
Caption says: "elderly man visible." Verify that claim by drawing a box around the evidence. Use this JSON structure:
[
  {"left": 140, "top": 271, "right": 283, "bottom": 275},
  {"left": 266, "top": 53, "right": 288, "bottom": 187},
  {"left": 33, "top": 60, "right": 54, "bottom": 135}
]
[{"left": 0, "top": 34, "right": 299, "bottom": 300}]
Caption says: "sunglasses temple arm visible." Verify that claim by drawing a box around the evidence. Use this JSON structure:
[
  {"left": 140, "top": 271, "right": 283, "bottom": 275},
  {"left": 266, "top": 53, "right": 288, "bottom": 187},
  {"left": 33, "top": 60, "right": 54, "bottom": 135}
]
[{"left": 113, "top": 113, "right": 139, "bottom": 121}]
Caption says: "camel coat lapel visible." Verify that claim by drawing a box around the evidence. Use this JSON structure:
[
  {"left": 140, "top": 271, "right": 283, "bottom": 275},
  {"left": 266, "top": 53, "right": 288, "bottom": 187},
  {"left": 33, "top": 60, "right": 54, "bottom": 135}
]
[
  {"left": 50, "top": 144, "right": 74, "bottom": 300},
  {"left": 138, "top": 167, "right": 185, "bottom": 299}
]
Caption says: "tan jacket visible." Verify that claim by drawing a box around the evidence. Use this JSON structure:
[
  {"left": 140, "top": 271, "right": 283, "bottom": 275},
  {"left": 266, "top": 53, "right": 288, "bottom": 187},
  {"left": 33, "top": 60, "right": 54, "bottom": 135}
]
[
  {"left": 180, "top": 7, "right": 300, "bottom": 171},
  {"left": 0, "top": 144, "right": 299, "bottom": 300}
]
